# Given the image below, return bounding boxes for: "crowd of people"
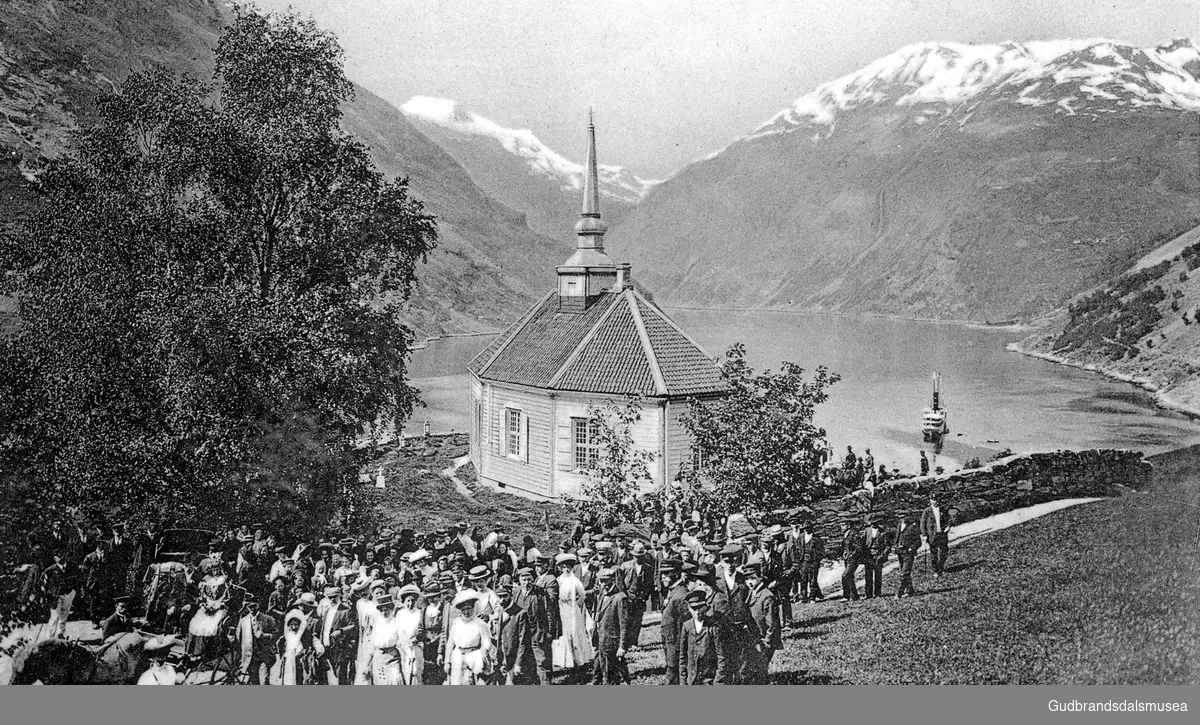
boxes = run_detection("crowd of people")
[4,477,955,685]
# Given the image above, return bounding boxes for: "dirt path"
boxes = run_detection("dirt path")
[440,453,474,498]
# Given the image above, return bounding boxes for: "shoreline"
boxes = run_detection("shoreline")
[1006,341,1200,422]
[421,306,1035,344]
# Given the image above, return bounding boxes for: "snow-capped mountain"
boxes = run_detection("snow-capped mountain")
[607,38,1200,325]
[401,96,657,239]
[748,38,1200,140]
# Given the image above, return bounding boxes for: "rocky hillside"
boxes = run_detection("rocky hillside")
[0,0,563,336]
[607,39,1200,324]
[401,96,656,240]
[1014,220,1200,417]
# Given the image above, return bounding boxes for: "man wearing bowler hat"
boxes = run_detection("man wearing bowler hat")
[894,512,922,598]
[862,512,893,599]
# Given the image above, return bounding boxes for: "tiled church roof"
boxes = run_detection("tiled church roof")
[468,289,728,398]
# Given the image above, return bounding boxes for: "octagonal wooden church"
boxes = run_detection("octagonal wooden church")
[467,117,728,500]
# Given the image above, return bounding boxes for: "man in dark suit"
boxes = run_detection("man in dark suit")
[742,563,780,684]
[496,582,538,685]
[99,595,136,640]
[862,513,893,599]
[658,559,689,685]
[762,529,794,628]
[713,545,751,684]
[591,568,633,685]
[678,589,731,685]
[80,538,112,624]
[840,519,867,602]
[107,523,137,601]
[921,493,952,577]
[894,514,923,598]
[513,566,554,685]
[619,541,653,644]
[793,519,825,603]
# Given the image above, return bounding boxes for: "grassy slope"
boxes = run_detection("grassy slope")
[612,447,1199,685]
[368,433,575,546]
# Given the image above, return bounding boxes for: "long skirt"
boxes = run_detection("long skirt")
[448,648,490,685]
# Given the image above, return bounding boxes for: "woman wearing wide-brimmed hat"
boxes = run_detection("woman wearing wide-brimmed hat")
[393,584,425,684]
[552,553,594,670]
[445,589,494,685]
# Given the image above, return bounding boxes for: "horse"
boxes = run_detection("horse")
[2,624,178,685]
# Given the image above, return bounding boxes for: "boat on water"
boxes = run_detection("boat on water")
[922,372,949,443]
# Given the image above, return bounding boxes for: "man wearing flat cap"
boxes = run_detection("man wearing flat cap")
[659,559,689,685]
[495,582,537,685]
[100,595,136,641]
[742,563,780,684]
[678,589,731,685]
[591,568,632,685]
[513,566,555,684]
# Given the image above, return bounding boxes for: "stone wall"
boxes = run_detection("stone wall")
[803,449,1152,542]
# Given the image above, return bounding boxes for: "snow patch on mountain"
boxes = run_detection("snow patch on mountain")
[748,38,1200,140]
[401,96,658,203]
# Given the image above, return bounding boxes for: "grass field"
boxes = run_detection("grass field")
[368,433,577,547]
[372,437,1198,684]
[570,446,1199,686]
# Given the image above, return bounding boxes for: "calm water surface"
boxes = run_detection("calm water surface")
[403,309,1200,474]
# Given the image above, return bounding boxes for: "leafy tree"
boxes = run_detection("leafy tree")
[681,343,839,516]
[561,398,656,529]
[0,9,436,537]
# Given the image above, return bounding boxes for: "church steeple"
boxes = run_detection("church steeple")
[558,112,621,313]
[575,109,608,241]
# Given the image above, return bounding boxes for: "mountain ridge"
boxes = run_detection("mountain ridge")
[607,37,1200,325]
[0,0,564,337]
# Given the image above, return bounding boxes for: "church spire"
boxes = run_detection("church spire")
[574,109,608,243]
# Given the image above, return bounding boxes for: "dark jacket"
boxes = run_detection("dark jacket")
[99,612,135,640]
[593,587,634,655]
[748,584,781,650]
[41,562,78,598]
[841,529,868,564]
[496,605,536,676]
[513,584,553,645]
[793,533,825,569]
[660,583,691,649]
[921,505,952,540]
[713,568,752,626]
[894,522,922,555]
[863,526,893,564]
[679,613,732,685]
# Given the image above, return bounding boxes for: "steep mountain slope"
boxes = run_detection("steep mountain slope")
[1014,220,1200,417]
[401,96,656,239]
[0,0,563,336]
[607,39,1200,324]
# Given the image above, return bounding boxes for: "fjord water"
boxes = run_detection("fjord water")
[403,309,1200,474]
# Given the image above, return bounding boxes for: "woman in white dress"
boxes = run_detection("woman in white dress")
[370,594,402,685]
[185,558,229,662]
[393,584,425,685]
[353,579,386,684]
[552,554,594,669]
[445,590,494,685]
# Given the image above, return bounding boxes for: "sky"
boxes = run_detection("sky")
[256,0,1199,178]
